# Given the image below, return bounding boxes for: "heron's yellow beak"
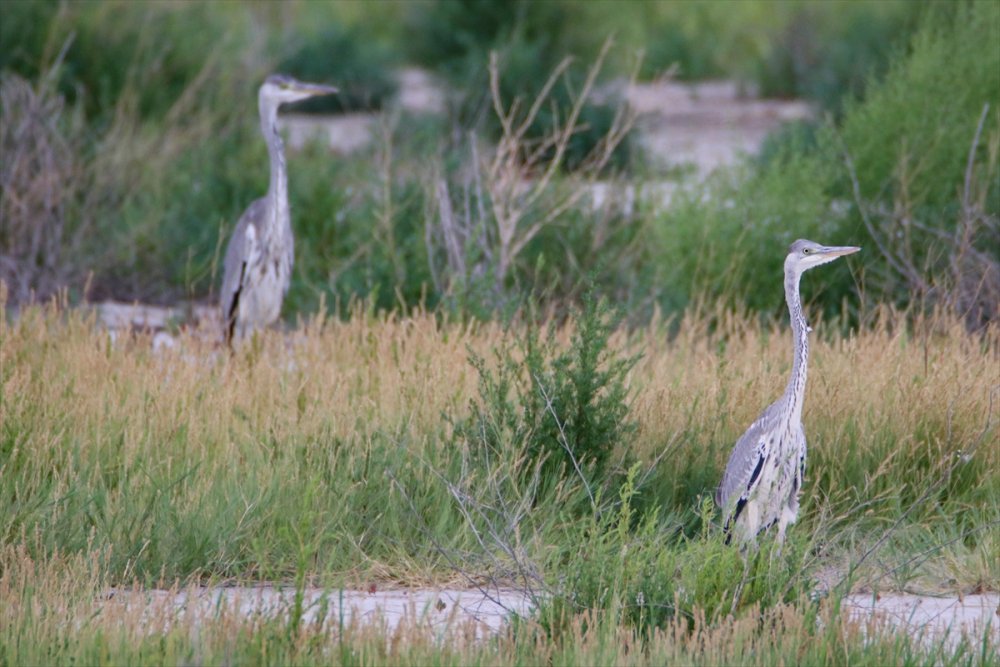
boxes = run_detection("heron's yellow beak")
[294,82,339,97]
[819,245,861,258]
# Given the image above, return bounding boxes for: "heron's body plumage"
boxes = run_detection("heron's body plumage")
[221,198,294,341]
[716,395,807,544]
[220,75,336,345]
[716,239,859,546]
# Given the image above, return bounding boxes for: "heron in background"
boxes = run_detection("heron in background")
[221,74,338,344]
[716,239,860,546]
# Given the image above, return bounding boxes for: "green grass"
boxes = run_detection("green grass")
[1,3,999,658]
[1,301,996,662]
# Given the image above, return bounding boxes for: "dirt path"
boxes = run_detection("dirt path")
[103,585,533,639]
[101,586,997,647]
[844,593,999,648]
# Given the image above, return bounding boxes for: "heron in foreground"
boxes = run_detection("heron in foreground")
[221,74,338,344]
[716,239,860,546]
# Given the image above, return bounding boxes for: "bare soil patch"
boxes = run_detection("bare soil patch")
[100,586,997,646]
[103,586,533,639]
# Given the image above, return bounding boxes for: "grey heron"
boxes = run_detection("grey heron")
[716,239,860,546]
[220,74,338,344]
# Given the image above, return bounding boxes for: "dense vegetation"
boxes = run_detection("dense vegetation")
[2,0,995,326]
[1,1,998,662]
[2,300,997,661]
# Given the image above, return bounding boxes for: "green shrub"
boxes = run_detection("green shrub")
[652,1,999,322]
[0,0,60,82]
[641,22,718,81]
[40,3,251,122]
[277,24,400,114]
[406,0,635,174]
[653,151,839,317]
[837,1,999,210]
[284,134,436,318]
[405,0,571,77]
[636,3,732,81]
[754,2,925,113]
[829,0,1000,321]
[457,296,639,498]
[86,113,263,304]
[519,203,653,317]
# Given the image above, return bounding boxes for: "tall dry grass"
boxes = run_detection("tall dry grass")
[1,300,997,661]
[2,300,995,590]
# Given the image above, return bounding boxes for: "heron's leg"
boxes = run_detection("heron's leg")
[774,503,798,556]
[730,552,753,614]
[743,503,761,544]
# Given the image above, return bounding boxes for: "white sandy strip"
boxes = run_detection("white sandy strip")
[102,586,535,640]
[100,587,997,648]
[844,593,999,648]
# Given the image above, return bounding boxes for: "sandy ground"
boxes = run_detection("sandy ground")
[91,300,221,350]
[627,79,811,177]
[843,593,999,647]
[102,585,534,640]
[98,585,997,647]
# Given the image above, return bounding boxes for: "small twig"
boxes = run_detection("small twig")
[961,103,989,216]
[385,467,524,615]
[872,519,1000,588]
[534,374,597,514]
[835,389,997,592]
[837,134,928,293]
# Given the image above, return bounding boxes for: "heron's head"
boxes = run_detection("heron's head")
[260,74,338,107]
[785,239,860,274]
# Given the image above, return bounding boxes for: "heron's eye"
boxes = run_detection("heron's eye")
[803,248,813,254]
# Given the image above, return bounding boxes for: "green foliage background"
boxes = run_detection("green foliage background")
[0,1,996,321]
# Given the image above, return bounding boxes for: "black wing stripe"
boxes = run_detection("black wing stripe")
[731,496,748,524]
[725,453,765,538]
[746,453,765,494]
[792,453,806,494]
[226,261,246,345]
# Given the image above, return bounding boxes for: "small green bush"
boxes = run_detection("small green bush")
[653,151,839,316]
[50,3,249,121]
[405,0,572,78]
[829,0,1000,321]
[754,3,924,113]
[86,114,263,304]
[285,135,436,318]
[652,0,999,322]
[837,1,1000,211]
[637,3,731,81]
[277,24,400,114]
[458,296,639,497]
[0,0,60,82]
[406,0,635,173]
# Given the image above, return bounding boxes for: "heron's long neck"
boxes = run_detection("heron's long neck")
[783,268,810,423]
[259,97,289,243]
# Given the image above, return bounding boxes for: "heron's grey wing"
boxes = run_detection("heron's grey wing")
[220,198,267,340]
[715,406,778,517]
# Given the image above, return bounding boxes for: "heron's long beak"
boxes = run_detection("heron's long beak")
[818,245,861,258]
[294,82,339,97]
